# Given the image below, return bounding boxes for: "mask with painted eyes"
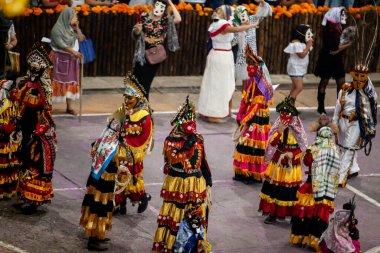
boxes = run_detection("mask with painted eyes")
[153,1,166,17]
[352,71,368,90]
[181,120,197,135]
[124,95,138,110]
[29,65,44,82]
[341,11,347,25]
[305,28,313,42]
[238,11,249,24]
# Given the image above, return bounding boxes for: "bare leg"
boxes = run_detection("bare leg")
[66,98,75,115]
[289,77,303,100]
[229,99,232,117]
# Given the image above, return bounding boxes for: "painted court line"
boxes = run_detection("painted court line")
[346,184,380,208]
[0,241,29,253]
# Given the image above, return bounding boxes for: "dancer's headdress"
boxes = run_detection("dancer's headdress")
[170,95,196,126]
[123,72,147,99]
[26,42,53,69]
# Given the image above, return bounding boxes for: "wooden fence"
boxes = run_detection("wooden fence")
[13,11,380,76]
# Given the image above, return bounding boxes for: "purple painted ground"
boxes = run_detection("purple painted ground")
[0,109,379,253]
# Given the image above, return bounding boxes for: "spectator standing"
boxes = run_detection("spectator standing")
[132,0,181,99]
[50,7,85,115]
[314,7,351,114]
[198,5,258,123]
[284,24,314,101]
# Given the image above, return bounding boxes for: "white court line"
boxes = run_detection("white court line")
[346,184,380,208]
[0,241,29,253]
[359,173,380,177]
[148,204,160,215]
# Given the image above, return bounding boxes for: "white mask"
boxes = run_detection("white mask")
[305,28,313,42]
[238,11,249,24]
[340,11,347,25]
[153,1,166,17]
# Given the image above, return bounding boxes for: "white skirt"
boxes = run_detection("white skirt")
[198,49,235,118]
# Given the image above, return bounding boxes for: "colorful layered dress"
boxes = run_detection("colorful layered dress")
[17,74,57,206]
[233,47,273,182]
[80,87,153,240]
[259,108,308,219]
[0,80,21,199]
[290,125,340,251]
[153,97,212,252]
[153,133,212,252]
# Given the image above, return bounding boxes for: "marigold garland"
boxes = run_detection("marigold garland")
[23,3,379,18]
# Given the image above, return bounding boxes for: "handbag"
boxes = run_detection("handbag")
[145,44,167,65]
[79,38,96,64]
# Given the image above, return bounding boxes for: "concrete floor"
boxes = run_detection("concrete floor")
[0,110,379,253]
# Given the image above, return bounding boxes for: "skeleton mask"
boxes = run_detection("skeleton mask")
[305,28,313,42]
[153,1,166,17]
[341,11,347,25]
[238,10,249,24]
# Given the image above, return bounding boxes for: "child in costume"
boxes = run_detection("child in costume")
[258,96,308,224]
[233,45,273,183]
[153,96,212,252]
[290,114,340,251]
[15,42,57,214]
[284,24,314,101]
[172,202,211,253]
[319,196,360,253]
[80,73,153,251]
[0,80,21,200]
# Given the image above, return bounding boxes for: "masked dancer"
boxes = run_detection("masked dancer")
[153,96,212,252]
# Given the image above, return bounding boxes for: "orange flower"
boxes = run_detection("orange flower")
[204,7,213,12]
[355,13,361,19]
[198,11,204,16]
[45,9,54,14]
[195,3,202,11]
[91,5,103,14]
[185,4,193,11]
[55,4,67,13]
[24,8,33,16]
[82,11,90,16]
[103,7,110,13]
[81,4,90,12]
[33,7,43,16]
[74,6,81,12]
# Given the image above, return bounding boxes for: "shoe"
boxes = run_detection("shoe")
[264,216,276,224]
[347,172,359,179]
[66,108,77,115]
[137,194,151,213]
[120,199,127,215]
[88,237,108,251]
[232,174,244,182]
[317,93,326,114]
[21,204,38,215]
[97,238,111,243]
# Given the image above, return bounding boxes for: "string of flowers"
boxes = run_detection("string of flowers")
[23,3,380,19]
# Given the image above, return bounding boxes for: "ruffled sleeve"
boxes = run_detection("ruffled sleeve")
[284,42,306,54]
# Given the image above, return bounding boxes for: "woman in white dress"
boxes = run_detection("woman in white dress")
[198,5,259,123]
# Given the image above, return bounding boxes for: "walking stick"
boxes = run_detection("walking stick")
[79,57,84,122]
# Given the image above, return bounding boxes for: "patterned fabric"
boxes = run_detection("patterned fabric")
[265,116,308,163]
[311,126,340,200]
[142,12,168,41]
[90,119,121,180]
[319,210,356,253]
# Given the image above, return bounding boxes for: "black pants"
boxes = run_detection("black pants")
[133,61,160,100]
